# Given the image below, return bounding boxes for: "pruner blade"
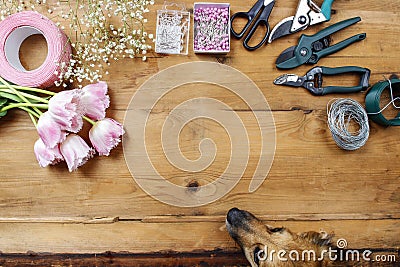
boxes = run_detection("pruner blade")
[268,16,294,43]
[274,74,305,87]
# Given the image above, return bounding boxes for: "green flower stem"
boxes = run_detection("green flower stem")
[18,106,41,119]
[83,116,96,125]
[0,89,49,104]
[0,86,56,96]
[0,77,43,115]
[27,112,38,128]
[0,77,31,104]
[0,103,48,113]
[18,107,40,127]
[19,107,40,128]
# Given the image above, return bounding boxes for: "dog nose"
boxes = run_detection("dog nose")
[227,207,242,226]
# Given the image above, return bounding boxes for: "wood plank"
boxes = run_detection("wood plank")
[0,110,399,219]
[0,220,399,253]
[0,251,398,267]
[0,252,251,267]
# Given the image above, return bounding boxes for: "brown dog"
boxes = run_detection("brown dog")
[226,208,334,267]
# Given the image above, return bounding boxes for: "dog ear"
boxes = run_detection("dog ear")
[299,231,334,247]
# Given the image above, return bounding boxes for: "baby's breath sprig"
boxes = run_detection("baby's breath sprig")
[0,0,155,87]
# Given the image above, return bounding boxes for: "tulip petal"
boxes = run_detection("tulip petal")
[37,112,67,148]
[48,89,84,133]
[34,138,64,167]
[81,81,110,121]
[60,134,95,172]
[89,118,125,156]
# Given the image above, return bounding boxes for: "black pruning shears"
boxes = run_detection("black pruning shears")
[230,0,275,51]
[276,17,366,69]
[269,0,335,43]
[274,66,371,96]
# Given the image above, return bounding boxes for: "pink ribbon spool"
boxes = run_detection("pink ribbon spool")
[0,11,72,88]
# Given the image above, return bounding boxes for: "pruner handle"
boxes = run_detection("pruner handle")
[311,17,361,43]
[319,66,371,95]
[321,66,368,76]
[310,33,366,64]
[321,0,335,20]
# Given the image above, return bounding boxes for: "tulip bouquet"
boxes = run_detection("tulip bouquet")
[0,77,124,171]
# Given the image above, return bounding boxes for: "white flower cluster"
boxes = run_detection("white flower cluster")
[1,0,155,86]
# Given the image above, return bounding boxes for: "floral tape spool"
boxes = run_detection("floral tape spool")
[0,11,72,88]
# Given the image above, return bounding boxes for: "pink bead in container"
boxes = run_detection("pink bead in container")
[193,2,230,54]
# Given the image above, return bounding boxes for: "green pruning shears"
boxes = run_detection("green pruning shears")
[274,66,371,96]
[269,0,335,43]
[275,17,366,69]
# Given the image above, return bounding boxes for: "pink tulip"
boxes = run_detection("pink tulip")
[60,134,95,172]
[89,118,125,156]
[48,89,84,133]
[34,138,64,168]
[81,81,110,120]
[37,111,68,148]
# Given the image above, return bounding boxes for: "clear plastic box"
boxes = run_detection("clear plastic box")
[155,3,190,55]
[193,2,231,54]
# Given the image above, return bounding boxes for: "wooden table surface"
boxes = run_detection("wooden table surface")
[0,0,399,266]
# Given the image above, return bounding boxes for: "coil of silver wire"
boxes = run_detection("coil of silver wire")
[327,98,370,150]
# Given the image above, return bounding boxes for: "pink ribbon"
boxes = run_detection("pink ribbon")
[0,11,72,88]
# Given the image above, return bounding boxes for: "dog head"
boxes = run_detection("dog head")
[226,208,333,267]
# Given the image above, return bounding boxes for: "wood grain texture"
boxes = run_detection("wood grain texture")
[0,0,399,265]
[0,220,399,253]
[0,252,398,267]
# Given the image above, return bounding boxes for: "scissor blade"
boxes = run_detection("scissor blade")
[268,16,294,43]
[264,0,274,5]
[275,45,296,64]
[274,74,304,87]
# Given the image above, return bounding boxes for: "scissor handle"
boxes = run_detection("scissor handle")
[230,12,254,39]
[243,2,274,51]
[230,0,265,38]
[243,19,270,51]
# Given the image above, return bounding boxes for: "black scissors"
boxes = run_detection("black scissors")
[230,0,275,51]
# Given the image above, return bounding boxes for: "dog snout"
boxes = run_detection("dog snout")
[227,207,253,228]
[227,207,241,225]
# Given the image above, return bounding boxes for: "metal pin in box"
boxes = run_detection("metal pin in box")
[155,2,190,55]
[193,2,231,54]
